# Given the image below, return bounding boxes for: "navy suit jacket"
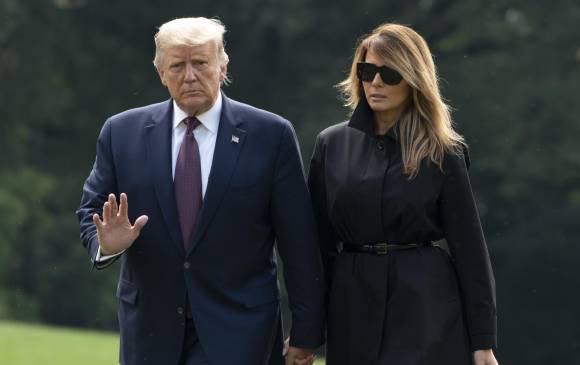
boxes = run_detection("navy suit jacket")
[76,93,325,365]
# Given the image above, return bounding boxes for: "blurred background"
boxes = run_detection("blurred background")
[0,0,579,363]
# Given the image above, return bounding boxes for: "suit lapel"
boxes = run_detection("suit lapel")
[145,100,186,256]
[188,94,247,254]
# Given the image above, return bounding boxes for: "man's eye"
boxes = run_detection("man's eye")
[170,64,183,70]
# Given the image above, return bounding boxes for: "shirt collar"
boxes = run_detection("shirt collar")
[172,91,222,134]
[348,96,398,141]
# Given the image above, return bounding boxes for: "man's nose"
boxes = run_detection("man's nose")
[184,64,197,82]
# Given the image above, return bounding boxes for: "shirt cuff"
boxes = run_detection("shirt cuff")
[95,246,125,262]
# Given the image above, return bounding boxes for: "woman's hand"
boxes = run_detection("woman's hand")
[474,349,499,365]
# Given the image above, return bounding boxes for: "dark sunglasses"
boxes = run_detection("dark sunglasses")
[356,62,403,85]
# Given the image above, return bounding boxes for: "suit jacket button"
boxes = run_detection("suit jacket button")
[377,141,385,151]
[177,307,184,315]
[183,262,191,269]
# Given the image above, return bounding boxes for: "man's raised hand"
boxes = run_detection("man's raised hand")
[92,193,148,255]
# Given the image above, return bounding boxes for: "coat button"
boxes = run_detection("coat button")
[183,262,191,269]
[177,307,184,315]
[377,141,385,151]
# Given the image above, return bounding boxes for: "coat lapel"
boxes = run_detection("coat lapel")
[145,100,186,256]
[188,94,247,254]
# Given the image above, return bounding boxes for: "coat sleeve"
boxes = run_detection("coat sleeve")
[440,150,497,350]
[307,135,339,299]
[75,119,120,269]
[269,120,326,349]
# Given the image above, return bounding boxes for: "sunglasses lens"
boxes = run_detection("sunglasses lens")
[357,62,403,85]
[379,68,403,85]
[357,63,377,82]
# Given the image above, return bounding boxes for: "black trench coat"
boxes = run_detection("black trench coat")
[308,99,497,365]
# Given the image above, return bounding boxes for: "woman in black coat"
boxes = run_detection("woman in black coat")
[308,23,499,365]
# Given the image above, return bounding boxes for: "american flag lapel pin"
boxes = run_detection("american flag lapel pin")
[231,135,240,144]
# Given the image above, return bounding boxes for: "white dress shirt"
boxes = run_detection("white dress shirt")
[171,92,221,196]
[96,93,222,262]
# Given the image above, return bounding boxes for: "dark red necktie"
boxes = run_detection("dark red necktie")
[174,117,202,250]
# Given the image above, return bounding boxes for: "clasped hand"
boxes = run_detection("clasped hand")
[283,338,316,365]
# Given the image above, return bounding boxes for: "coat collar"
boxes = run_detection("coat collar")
[145,99,185,255]
[347,97,398,141]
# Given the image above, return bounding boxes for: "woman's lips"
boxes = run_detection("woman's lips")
[369,94,386,100]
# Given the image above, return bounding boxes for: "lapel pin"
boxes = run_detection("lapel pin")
[231,135,240,144]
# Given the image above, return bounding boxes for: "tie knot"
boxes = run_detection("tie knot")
[184,117,201,134]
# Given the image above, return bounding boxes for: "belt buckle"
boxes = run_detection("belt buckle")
[374,243,388,255]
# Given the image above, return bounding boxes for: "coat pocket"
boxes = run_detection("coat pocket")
[240,280,280,308]
[116,279,138,305]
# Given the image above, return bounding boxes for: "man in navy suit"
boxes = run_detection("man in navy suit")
[76,17,325,365]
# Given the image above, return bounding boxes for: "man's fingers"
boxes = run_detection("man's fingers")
[295,354,315,365]
[294,355,314,365]
[102,201,111,223]
[92,213,103,230]
[109,193,118,216]
[119,192,129,218]
[107,194,116,219]
[132,215,149,232]
[294,357,315,365]
[285,348,315,365]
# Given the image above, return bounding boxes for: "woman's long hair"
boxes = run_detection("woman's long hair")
[338,23,465,178]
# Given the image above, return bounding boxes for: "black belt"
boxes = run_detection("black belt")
[342,241,431,255]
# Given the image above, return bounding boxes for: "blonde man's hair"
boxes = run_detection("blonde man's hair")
[338,23,465,178]
[153,17,230,81]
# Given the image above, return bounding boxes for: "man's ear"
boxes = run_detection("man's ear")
[157,67,167,86]
[219,62,228,82]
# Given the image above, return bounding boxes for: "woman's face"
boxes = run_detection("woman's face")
[362,50,411,119]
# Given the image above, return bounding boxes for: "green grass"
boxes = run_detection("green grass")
[0,320,325,364]
[0,320,119,364]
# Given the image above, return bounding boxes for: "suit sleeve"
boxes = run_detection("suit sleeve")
[440,151,497,350]
[307,135,339,300]
[76,119,120,269]
[270,121,326,349]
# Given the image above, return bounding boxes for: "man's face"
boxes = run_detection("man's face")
[157,42,227,116]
